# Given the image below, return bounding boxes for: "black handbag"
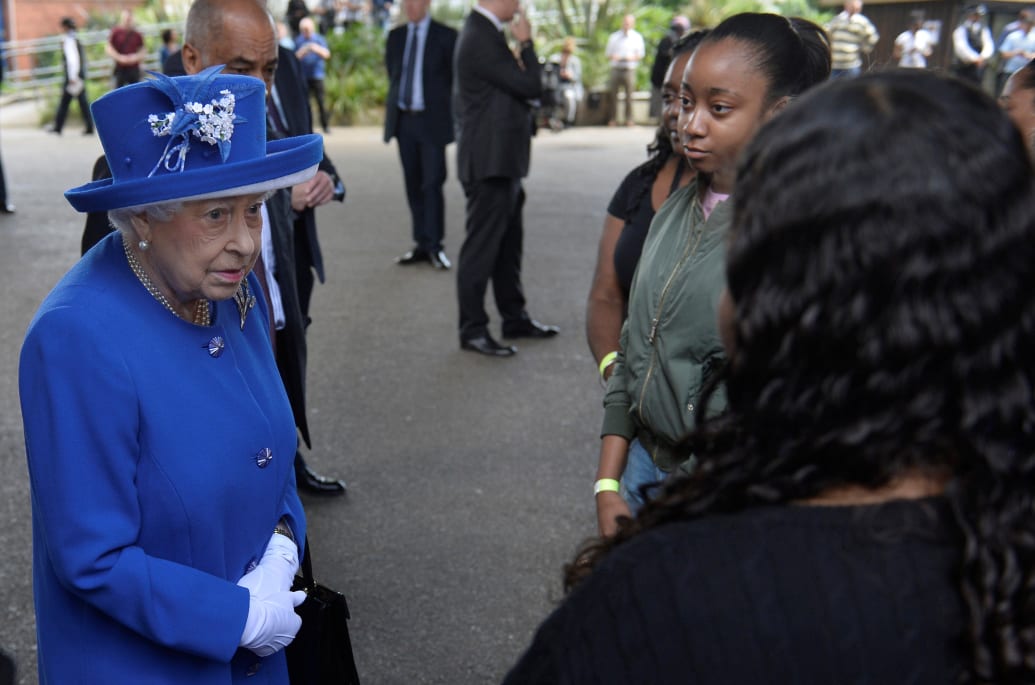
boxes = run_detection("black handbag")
[286,537,361,685]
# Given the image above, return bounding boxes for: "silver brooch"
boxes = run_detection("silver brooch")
[234,280,256,331]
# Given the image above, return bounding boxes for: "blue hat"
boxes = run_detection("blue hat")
[65,67,323,213]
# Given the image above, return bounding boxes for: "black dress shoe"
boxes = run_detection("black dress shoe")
[429,250,451,270]
[295,459,346,496]
[461,334,517,357]
[0,204,14,214]
[396,248,429,265]
[501,319,560,339]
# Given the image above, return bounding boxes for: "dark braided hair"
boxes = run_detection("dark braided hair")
[568,70,1035,683]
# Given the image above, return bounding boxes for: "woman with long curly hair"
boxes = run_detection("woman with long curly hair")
[506,70,1035,683]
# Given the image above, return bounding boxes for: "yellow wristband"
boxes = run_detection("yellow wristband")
[594,478,621,495]
[598,351,618,379]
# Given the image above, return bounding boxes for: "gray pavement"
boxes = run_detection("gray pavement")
[0,116,649,684]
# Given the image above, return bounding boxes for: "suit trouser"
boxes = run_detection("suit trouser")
[457,176,527,339]
[608,66,636,123]
[397,111,447,253]
[307,78,330,131]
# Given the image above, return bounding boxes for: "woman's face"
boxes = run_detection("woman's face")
[679,39,781,193]
[132,193,265,307]
[1000,73,1035,151]
[661,51,693,154]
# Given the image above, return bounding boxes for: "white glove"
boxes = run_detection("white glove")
[237,532,300,599]
[239,589,307,657]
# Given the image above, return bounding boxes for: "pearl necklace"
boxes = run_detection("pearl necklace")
[122,236,211,326]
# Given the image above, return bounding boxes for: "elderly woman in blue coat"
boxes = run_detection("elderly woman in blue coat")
[19,68,324,684]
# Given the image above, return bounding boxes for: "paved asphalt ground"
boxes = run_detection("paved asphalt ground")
[0,109,650,684]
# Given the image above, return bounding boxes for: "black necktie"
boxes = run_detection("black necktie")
[400,25,417,110]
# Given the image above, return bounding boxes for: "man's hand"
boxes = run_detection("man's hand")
[511,10,532,43]
[290,171,336,212]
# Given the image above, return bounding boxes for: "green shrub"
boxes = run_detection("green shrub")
[324,24,389,125]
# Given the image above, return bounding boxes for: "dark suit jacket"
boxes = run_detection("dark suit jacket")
[383,18,457,145]
[453,11,541,184]
[273,45,341,286]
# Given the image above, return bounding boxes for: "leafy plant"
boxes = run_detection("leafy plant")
[324,24,390,125]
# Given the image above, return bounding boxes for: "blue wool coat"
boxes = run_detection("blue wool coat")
[19,233,306,684]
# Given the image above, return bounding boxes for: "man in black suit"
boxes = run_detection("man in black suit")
[184,0,346,494]
[76,0,346,494]
[384,0,457,271]
[453,0,558,357]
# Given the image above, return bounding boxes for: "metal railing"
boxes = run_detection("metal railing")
[1,23,178,97]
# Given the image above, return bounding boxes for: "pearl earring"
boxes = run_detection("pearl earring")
[138,240,150,251]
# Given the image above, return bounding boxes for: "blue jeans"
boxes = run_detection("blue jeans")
[621,438,668,514]
[830,67,861,79]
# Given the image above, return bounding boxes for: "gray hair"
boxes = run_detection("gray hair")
[107,201,184,235]
[107,190,275,235]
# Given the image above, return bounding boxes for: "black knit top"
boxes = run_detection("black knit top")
[504,498,964,684]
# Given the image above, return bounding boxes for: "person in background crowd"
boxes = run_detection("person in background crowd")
[605,14,645,127]
[586,30,706,383]
[648,15,688,119]
[372,0,394,33]
[997,7,1033,48]
[160,28,181,73]
[384,0,457,270]
[827,0,878,78]
[314,0,338,34]
[0,51,13,214]
[336,0,366,30]
[952,4,994,85]
[1000,58,1035,152]
[549,37,583,128]
[51,17,93,136]
[22,69,320,685]
[506,68,1035,685]
[893,11,934,68]
[453,0,559,357]
[999,11,1035,95]
[594,13,831,535]
[286,0,309,36]
[295,17,332,134]
[106,10,146,88]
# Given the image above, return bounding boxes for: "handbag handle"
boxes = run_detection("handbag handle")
[298,536,316,590]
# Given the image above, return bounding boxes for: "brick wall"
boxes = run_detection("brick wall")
[7,0,144,42]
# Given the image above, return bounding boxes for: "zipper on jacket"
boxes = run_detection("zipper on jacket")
[637,198,706,427]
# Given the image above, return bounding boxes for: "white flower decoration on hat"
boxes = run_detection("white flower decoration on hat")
[144,65,261,177]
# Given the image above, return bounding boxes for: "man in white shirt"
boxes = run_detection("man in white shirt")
[999,11,1035,95]
[893,11,934,68]
[952,4,994,85]
[604,14,644,127]
[51,17,93,135]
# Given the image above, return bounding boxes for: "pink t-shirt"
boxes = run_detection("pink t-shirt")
[701,187,729,220]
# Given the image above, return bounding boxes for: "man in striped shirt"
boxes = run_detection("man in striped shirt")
[827,0,879,78]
